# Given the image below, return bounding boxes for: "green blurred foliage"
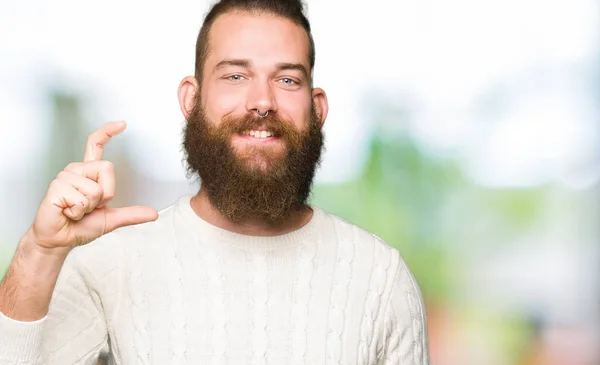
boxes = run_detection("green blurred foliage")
[311,135,463,305]
[312,127,548,308]
[311,128,549,363]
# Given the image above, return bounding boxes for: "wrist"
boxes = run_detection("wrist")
[22,228,71,256]
[17,230,70,276]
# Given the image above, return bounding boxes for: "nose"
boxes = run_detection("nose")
[245,78,277,117]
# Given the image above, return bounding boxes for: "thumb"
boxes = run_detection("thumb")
[104,206,159,233]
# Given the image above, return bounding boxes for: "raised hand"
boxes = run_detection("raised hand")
[29,121,158,252]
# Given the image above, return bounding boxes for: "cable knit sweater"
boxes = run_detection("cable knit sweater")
[0,195,429,365]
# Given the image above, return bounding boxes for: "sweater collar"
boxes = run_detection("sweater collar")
[175,195,325,248]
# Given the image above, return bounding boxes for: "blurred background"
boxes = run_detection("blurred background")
[1,0,599,363]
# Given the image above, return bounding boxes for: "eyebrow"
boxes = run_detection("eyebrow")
[214,58,309,79]
[275,62,309,80]
[214,58,251,70]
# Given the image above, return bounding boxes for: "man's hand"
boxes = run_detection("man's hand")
[28,121,158,253]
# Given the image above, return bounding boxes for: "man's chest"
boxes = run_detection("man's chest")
[108,259,390,364]
[107,233,393,364]
[110,278,387,365]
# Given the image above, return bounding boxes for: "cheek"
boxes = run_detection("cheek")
[277,93,312,130]
[202,82,246,120]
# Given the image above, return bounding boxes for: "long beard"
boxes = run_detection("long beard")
[182,99,324,225]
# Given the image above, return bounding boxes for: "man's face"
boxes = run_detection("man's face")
[182,11,327,224]
[199,11,315,170]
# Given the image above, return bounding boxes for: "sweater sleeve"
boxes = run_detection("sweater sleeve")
[0,251,109,365]
[381,259,430,365]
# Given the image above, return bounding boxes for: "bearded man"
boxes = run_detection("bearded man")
[0,0,430,364]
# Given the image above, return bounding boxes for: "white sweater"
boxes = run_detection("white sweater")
[0,195,429,365]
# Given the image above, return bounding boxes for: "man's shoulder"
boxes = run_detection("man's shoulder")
[319,208,404,267]
[320,209,424,311]
[320,208,393,245]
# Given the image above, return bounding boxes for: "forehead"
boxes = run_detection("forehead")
[206,11,311,71]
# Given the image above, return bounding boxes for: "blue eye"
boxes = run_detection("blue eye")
[280,78,296,85]
[228,74,244,81]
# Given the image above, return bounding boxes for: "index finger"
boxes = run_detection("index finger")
[84,121,127,162]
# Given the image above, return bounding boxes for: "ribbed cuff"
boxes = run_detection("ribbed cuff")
[0,310,46,364]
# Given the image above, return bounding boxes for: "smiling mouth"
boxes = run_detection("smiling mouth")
[239,129,278,139]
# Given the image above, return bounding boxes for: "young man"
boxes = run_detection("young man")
[0,0,429,364]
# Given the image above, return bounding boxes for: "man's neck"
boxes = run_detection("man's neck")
[190,191,313,237]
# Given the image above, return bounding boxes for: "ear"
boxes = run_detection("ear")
[311,87,329,128]
[178,76,199,120]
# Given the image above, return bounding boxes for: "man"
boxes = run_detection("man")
[0,0,430,364]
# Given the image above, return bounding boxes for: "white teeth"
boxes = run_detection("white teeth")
[244,130,273,138]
